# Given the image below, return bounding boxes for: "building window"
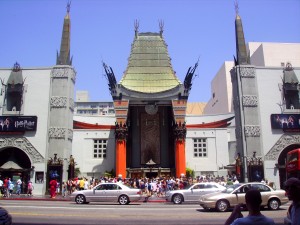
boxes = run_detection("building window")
[193,138,207,157]
[93,139,107,158]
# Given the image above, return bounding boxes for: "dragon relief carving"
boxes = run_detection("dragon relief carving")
[0,137,44,163]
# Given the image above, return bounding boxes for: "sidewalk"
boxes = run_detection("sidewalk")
[0,194,166,203]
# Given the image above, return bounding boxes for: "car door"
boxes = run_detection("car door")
[233,185,249,206]
[202,184,220,195]
[186,184,205,201]
[105,184,121,202]
[93,183,108,202]
[250,183,271,206]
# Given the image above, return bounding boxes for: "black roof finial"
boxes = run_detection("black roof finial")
[234,0,239,15]
[67,0,71,13]
[159,20,164,37]
[134,19,139,38]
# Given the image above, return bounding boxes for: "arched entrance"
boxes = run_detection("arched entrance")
[0,147,32,193]
[278,144,300,188]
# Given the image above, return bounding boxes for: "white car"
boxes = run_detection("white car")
[166,182,226,204]
[70,182,142,205]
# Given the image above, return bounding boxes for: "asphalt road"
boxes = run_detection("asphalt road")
[0,200,289,225]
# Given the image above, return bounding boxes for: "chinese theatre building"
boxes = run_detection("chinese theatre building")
[103,22,198,178]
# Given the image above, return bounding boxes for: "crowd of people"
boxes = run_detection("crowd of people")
[60,173,245,199]
[0,176,33,198]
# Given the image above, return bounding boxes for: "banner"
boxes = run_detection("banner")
[270,114,300,131]
[0,116,37,133]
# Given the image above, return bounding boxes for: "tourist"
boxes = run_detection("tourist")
[16,178,22,195]
[49,178,57,198]
[27,180,33,196]
[284,177,300,225]
[224,189,275,225]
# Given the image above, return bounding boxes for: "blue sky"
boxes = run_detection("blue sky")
[0,0,299,102]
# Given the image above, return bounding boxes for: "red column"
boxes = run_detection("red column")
[116,140,126,178]
[175,139,186,178]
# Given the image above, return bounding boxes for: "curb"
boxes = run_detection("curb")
[0,196,167,203]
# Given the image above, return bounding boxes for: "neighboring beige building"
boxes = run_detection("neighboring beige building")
[204,43,300,115]
[204,61,234,115]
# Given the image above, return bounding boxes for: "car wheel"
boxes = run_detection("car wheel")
[119,195,129,205]
[75,194,86,204]
[216,200,229,212]
[172,194,183,204]
[268,198,280,210]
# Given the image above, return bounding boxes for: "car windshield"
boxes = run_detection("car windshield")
[222,184,241,193]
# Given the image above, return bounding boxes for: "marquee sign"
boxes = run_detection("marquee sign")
[0,116,37,133]
[270,114,300,131]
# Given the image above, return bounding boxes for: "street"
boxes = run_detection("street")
[0,200,289,225]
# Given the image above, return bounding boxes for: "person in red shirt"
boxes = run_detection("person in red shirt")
[49,178,58,198]
[3,178,9,197]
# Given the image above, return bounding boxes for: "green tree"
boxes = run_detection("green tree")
[186,167,195,178]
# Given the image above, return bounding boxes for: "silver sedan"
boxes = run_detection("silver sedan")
[166,182,226,204]
[70,182,142,205]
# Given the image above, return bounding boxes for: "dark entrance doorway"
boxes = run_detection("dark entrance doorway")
[0,147,32,194]
[146,172,158,179]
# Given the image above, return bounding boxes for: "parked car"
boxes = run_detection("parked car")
[199,182,289,212]
[70,182,142,205]
[0,207,12,225]
[165,182,226,204]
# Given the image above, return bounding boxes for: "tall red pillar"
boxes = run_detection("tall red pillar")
[116,140,126,178]
[175,139,186,178]
[115,121,128,178]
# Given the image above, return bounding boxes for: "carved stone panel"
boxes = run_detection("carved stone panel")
[50,96,67,108]
[69,98,74,111]
[265,134,300,160]
[244,125,260,137]
[240,67,256,78]
[0,137,44,163]
[68,129,73,140]
[243,95,258,107]
[51,67,76,82]
[49,127,66,139]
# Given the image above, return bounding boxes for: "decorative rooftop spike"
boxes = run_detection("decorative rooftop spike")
[134,19,139,38]
[159,20,164,37]
[234,2,250,65]
[56,1,72,65]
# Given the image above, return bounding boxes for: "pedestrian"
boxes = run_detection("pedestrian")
[284,177,300,225]
[3,177,9,197]
[8,179,14,196]
[0,178,3,197]
[56,180,60,194]
[62,182,67,197]
[16,178,22,195]
[49,178,57,198]
[224,189,275,225]
[27,180,33,196]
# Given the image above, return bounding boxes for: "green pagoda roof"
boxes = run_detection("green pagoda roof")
[119,32,181,93]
